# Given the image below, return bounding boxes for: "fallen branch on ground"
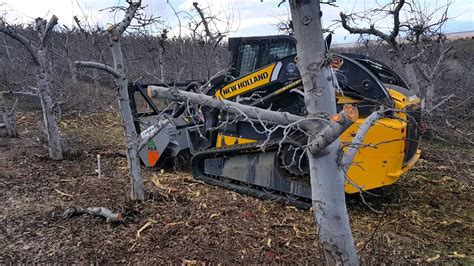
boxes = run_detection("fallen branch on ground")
[54,188,73,197]
[136,219,157,238]
[62,206,123,223]
[129,219,157,251]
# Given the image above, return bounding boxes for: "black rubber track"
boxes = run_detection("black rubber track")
[190,139,312,209]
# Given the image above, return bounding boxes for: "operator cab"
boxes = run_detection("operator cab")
[226,35,412,114]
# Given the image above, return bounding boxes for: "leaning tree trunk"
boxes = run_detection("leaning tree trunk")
[75,1,144,201]
[108,3,144,201]
[36,49,63,160]
[289,1,357,264]
[111,39,144,201]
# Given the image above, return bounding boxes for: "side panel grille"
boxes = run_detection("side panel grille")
[404,105,422,165]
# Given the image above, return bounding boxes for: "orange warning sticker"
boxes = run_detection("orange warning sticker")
[148,150,160,167]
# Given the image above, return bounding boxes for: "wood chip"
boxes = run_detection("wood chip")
[54,188,73,197]
[136,219,157,239]
[426,254,440,262]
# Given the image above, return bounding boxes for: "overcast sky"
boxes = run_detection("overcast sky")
[1,0,473,44]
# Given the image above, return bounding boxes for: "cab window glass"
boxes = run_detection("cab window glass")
[237,44,259,76]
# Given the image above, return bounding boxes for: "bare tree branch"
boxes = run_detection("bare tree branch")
[339,107,385,172]
[38,15,58,46]
[339,12,393,47]
[0,24,39,65]
[147,85,304,125]
[107,0,141,37]
[192,2,216,43]
[310,105,359,153]
[75,61,121,78]
[389,0,405,42]
[62,206,122,223]
[429,46,453,80]
[339,0,406,49]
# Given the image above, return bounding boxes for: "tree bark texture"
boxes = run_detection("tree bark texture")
[0,16,63,159]
[75,1,144,200]
[403,62,420,95]
[340,108,384,172]
[0,96,17,137]
[108,1,144,201]
[2,35,12,62]
[147,85,305,125]
[289,0,358,264]
[36,49,63,160]
[66,56,78,85]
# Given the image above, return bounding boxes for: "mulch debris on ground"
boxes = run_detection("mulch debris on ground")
[0,111,472,264]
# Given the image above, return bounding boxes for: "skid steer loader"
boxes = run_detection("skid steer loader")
[128,35,422,207]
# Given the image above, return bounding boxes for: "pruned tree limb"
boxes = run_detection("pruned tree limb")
[339,107,385,172]
[62,206,123,223]
[75,61,121,78]
[310,105,359,154]
[37,15,58,46]
[147,85,305,126]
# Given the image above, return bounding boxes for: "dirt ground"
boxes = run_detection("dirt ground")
[1,111,472,264]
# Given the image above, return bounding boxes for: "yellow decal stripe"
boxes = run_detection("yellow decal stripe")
[273,79,302,95]
[217,64,276,99]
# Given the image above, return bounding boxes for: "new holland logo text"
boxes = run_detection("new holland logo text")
[221,72,269,96]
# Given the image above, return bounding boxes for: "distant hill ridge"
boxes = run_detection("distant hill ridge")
[332,30,474,48]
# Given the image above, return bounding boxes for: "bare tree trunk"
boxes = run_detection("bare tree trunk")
[93,68,100,88]
[289,1,357,264]
[214,48,221,74]
[417,46,452,111]
[1,15,63,159]
[424,84,434,110]
[158,49,165,83]
[76,1,145,201]
[403,62,420,95]
[2,36,12,63]
[0,96,17,137]
[66,56,78,85]
[111,40,144,201]
[37,49,63,160]
[190,45,195,80]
